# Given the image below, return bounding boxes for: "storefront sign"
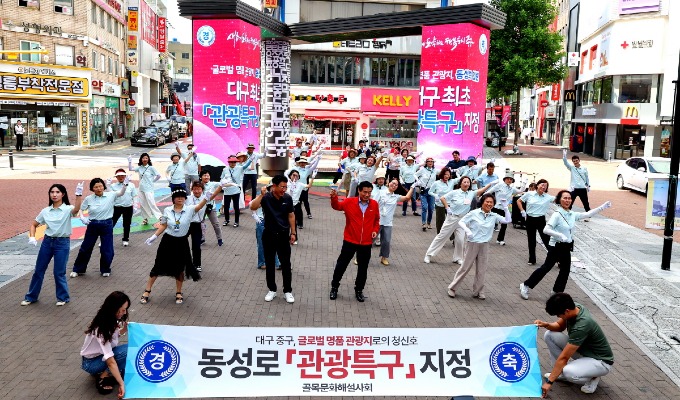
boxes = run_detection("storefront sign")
[621,105,639,125]
[91,96,106,108]
[79,108,90,146]
[0,72,89,99]
[75,55,88,68]
[120,78,130,97]
[646,178,680,230]
[105,96,119,108]
[545,106,557,119]
[291,94,346,104]
[333,40,393,49]
[193,19,261,164]
[128,8,139,32]
[124,323,540,398]
[128,99,136,106]
[564,90,576,102]
[19,22,63,35]
[93,0,125,23]
[127,50,138,67]
[128,35,138,49]
[140,0,158,47]
[620,0,660,15]
[567,52,579,67]
[158,17,167,53]
[540,100,549,107]
[264,0,278,8]
[550,83,560,101]
[362,88,419,113]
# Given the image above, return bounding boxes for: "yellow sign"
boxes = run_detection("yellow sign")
[128,10,138,32]
[80,108,90,146]
[624,106,639,118]
[0,73,89,98]
[264,0,278,7]
[127,35,138,49]
[372,95,412,107]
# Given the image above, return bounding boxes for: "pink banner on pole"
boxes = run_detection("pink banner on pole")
[192,19,261,166]
[418,23,489,164]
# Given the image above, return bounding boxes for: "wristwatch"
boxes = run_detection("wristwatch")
[544,376,554,385]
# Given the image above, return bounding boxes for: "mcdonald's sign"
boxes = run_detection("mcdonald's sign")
[621,106,639,125]
[564,90,576,102]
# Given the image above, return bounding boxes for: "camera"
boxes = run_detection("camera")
[419,187,427,195]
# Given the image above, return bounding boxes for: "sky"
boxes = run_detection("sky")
[166,0,193,44]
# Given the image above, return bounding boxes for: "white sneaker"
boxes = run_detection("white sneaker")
[20,300,32,306]
[195,266,202,272]
[581,377,600,393]
[550,290,557,296]
[520,283,530,300]
[69,272,79,278]
[375,240,381,246]
[101,273,110,277]
[452,259,462,265]
[424,255,431,264]
[447,289,456,298]
[293,240,298,245]
[497,240,505,246]
[122,241,129,247]
[56,301,67,306]
[264,291,277,302]
[284,292,295,303]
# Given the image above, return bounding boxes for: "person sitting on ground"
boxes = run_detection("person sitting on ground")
[536,292,614,396]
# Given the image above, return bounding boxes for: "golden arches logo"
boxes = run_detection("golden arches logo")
[625,106,639,119]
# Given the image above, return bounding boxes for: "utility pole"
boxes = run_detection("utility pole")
[660,51,680,271]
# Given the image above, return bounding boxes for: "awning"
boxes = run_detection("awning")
[363,112,418,119]
[304,110,362,121]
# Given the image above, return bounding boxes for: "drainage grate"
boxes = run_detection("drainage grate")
[31,170,56,174]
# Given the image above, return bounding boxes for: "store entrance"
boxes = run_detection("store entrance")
[330,120,354,149]
[616,125,644,159]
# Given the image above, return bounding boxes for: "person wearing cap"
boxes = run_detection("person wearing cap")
[176,143,201,190]
[483,168,527,245]
[429,168,456,234]
[290,138,306,159]
[399,155,420,216]
[357,139,371,157]
[198,170,223,247]
[70,178,129,278]
[220,154,253,228]
[446,193,512,300]
[166,152,186,193]
[445,150,466,175]
[236,152,250,209]
[287,169,317,237]
[109,169,138,247]
[128,153,162,225]
[377,178,417,266]
[339,149,360,198]
[354,152,386,196]
[249,174,297,304]
[415,157,438,230]
[328,181,380,302]
[243,143,265,199]
[516,179,554,265]
[141,188,217,305]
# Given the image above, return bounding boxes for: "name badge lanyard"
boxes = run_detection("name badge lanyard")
[229,168,241,193]
[575,168,588,187]
[557,210,573,242]
[171,209,184,231]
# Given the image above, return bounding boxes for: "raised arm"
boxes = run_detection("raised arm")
[579,201,611,219]
[475,182,493,197]
[249,186,267,210]
[73,181,85,216]
[115,176,130,197]
[483,181,501,195]
[127,155,134,171]
[497,198,512,224]
[562,149,571,169]
[192,190,217,213]
[307,154,321,172]
[398,185,415,203]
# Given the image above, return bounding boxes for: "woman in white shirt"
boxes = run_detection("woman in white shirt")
[414,157,438,230]
[80,291,130,397]
[287,169,316,243]
[429,168,456,234]
[516,179,555,265]
[141,188,216,304]
[128,153,162,225]
[519,191,611,300]
[377,178,416,266]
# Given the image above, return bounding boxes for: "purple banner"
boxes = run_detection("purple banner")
[619,0,660,15]
[418,23,489,165]
[192,19,261,166]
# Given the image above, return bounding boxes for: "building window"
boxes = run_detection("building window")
[100,9,105,28]
[20,40,41,63]
[54,0,73,14]
[170,52,176,57]
[18,0,40,10]
[108,57,113,74]
[114,21,118,37]
[55,44,74,66]
[107,15,112,33]
[618,75,653,103]
[92,50,98,69]
[298,54,419,87]
[181,52,190,59]
[100,54,105,72]
[91,4,97,24]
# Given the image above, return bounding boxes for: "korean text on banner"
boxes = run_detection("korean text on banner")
[418,24,489,165]
[124,324,541,398]
[192,20,261,166]
[646,177,680,230]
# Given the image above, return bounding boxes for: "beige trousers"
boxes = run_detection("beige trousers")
[425,214,466,262]
[448,241,489,295]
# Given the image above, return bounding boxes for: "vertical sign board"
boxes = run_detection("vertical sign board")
[79,108,90,146]
[418,24,489,164]
[158,17,167,53]
[192,20,261,165]
[261,40,291,174]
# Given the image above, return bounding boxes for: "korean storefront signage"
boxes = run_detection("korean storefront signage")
[262,40,292,171]
[79,108,90,146]
[264,0,278,8]
[333,40,393,49]
[193,19,261,164]
[361,88,419,113]
[550,83,560,101]
[128,35,138,50]
[158,17,167,53]
[127,50,138,67]
[0,67,90,100]
[418,23,489,164]
[128,8,139,32]
[619,0,659,15]
[91,96,106,108]
[93,0,125,23]
[19,22,62,35]
[291,94,346,104]
[124,324,541,398]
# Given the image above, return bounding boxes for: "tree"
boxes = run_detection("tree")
[488,0,567,144]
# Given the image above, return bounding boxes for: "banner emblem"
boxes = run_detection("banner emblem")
[136,340,180,383]
[489,342,530,383]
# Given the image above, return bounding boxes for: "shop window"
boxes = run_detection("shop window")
[592,79,602,104]
[18,0,40,9]
[386,58,397,86]
[91,4,97,24]
[20,41,41,63]
[580,80,594,106]
[55,44,74,66]
[170,52,176,57]
[54,0,73,14]
[300,55,309,83]
[601,76,613,103]
[182,52,190,59]
[618,75,652,103]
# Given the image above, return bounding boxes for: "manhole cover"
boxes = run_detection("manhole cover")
[31,170,56,174]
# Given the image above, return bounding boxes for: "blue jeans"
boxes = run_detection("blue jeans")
[421,192,435,225]
[402,183,417,213]
[73,219,114,274]
[25,236,70,303]
[256,221,279,268]
[81,344,127,376]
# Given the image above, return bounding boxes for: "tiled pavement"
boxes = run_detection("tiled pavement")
[1,186,680,399]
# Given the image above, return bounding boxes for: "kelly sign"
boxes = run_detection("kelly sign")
[124,323,541,398]
[418,23,489,164]
[362,88,419,113]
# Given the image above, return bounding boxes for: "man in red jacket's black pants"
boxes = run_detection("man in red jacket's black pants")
[329,181,381,302]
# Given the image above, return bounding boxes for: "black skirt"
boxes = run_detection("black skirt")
[150,234,201,281]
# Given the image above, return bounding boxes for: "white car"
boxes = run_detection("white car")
[616,157,670,194]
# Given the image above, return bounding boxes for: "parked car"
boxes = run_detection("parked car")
[151,120,179,142]
[616,156,670,194]
[130,126,166,147]
[173,116,188,137]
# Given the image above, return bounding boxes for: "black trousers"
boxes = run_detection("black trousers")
[263,229,292,293]
[0,131,5,147]
[111,206,133,241]
[189,222,202,267]
[570,188,590,212]
[15,134,23,151]
[526,215,551,264]
[294,202,303,229]
[299,189,311,215]
[331,240,372,292]
[332,171,343,184]
[224,193,240,224]
[524,242,572,293]
[491,208,508,241]
[242,174,258,199]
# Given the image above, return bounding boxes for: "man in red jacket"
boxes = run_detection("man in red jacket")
[329,181,381,302]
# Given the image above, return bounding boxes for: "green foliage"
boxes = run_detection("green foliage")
[488,0,567,99]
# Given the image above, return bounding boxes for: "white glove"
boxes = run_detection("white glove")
[413,179,422,188]
[145,234,158,245]
[106,178,113,186]
[587,186,591,192]
[601,200,612,210]
[446,207,454,216]
[563,149,568,157]
[80,215,90,225]
[490,158,496,164]
[521,211,527,219]
[339,167,346,174]
[127,155,132,164]
[28,237,38,246]
[399,178,405,185]
[559,233,569,242]
[312,170,318,178]
[382,151,390,158]
[252,213,262,223]
[352,177,358,184]
[123,175,130,185]
[463,227,473,237]
[75,181,84,196]
[220,178,234,187]
[133,204,140,214]
[498,198,509,208]
[203,191,213,201]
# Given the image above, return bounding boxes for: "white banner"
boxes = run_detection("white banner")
[124,324,542,398]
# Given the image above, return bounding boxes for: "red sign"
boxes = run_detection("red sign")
[106,0,121,13]
[92,80,103,92]
[140,0,158,47]
[361,123,368,129]
[586,126,594,135]
[361,88,419,113]
[158,17,167,53]
[540,100,549,107]
[128,99,136,106]
[551,83,561,101]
